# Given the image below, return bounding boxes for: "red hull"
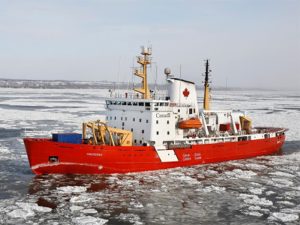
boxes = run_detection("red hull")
[23,134,285,175]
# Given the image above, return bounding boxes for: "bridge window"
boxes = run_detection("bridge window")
[189,108,193,114]
[133,102,138,106]
[146,120,149,123]
[122,102,126,105]
[139,102,144,106]
[114,116,116,120]
[139,119,142,122]
[145,102,150,107]
[142,130,144,134]
[133,118,135,122]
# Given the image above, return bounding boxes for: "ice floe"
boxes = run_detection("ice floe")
[117,213,143,225]
[0,144,10,154]
[7,202,52,219]
[56,186,87,193]
[269,171,295,178]
[269,212,299,222]
[82,208,98,214]
[248,187,264,195]
[70,195,93,204]
[72,216,108,225]
[239,194,273,206]
[225,169,257,179]
[244,210,263,217]
[70,205,84,212]
[201,185,226,193]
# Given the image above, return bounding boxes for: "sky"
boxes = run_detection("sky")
[0,0,299,89]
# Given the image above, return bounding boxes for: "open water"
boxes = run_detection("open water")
[0,88,299,225]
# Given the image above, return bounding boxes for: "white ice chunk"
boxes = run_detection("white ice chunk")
[16,202,52,213]
[129,200,144,208]
[82,208,98,214]
[117,213,143,225]
[270,212,299,222]
[277,201,295,206]
[225,169,257,179]
[201,185,226,193]
[72,216,108,225]
[0,144,10,154]
[70,205,84,212]
[244,211,263,217]
[239,194,273,206]
[70,195,93,204]
[7,208,34,219]
[269,171,295,178]
[248,205,261,211]
[249,188,264,195]
[56,186,87,193]
[245,163,267,170]
[265,191,276,196]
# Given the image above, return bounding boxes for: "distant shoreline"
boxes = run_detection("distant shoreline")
[0,78,286,91]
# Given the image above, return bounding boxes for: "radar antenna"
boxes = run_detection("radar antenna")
[133,46,152,99]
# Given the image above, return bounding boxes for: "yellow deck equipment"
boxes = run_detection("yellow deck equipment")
[82,120,132,146]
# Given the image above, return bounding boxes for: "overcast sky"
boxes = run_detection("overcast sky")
[0,0,299,89]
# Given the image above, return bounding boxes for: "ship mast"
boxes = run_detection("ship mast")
[133,46,152,99]
[203,59,211,110]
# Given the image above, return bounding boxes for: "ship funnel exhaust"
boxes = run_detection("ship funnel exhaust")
[203,59,211,110]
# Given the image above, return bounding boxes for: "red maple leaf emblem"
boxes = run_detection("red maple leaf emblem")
[183,88,190,97]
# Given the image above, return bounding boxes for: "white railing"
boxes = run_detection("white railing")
[110,92,168,101]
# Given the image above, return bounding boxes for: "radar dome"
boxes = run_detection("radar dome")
[164,68,171,76]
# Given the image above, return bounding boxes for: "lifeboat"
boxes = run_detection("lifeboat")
[178,118,202,129]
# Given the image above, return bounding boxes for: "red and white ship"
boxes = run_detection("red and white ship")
[24,47,287,175]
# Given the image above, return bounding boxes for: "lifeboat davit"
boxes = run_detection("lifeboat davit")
[178,118,202,129]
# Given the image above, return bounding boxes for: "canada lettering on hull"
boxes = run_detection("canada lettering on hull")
[23,47,287,175]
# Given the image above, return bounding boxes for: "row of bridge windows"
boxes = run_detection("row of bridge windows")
[107,101,169,107]
[107,116,170,125]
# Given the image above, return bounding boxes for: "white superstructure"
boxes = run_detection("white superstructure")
[104,47,283,150]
